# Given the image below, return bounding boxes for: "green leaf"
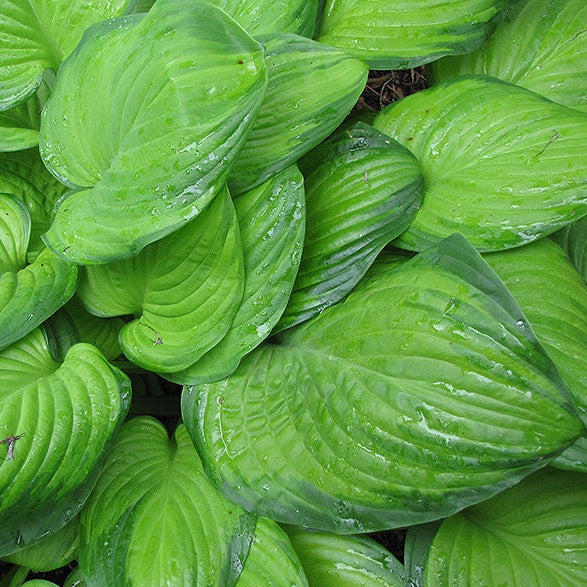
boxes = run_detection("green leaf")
[78,417,257,587]
[183,235,582,533]
[2,517,78,572]
[228,32,367,194]
[553,215,587,283]
[0,101,39,153]
[373,76,587,252]
[0,0,133,110]
[552,436,587,473]
[236,519,309,586]
[207,0,319,37]
[317,0,509,69]
[0,329,131,556]
[40,0,267,264]
[0,194,29,273]
[286,528,406,586]
[167,166,305,385]
[424,468,587,586]
[276,122,423,331]
[77,188,243,373]
[404,522,442,587]
[429,0,587,112]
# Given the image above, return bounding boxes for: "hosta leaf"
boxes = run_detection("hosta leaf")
[286,528,406,586]
[0,329,130,556]
[78,417,257,587]
[0,0,132,110]
[228,33,367,194]
[77,188,243,373]
[317,0,509,69]
[424,468,587,586]
[168,166,304,385]
[207,0,319,37]
[276,122,423,331]
[429,0,587,112]
[373,76,587,252]
[237,519,308,586]
[553,215,587,282]
[0,101,39,152]
[0,149,67,260]
[0,194,29,273]
[40,0,267,264]
[1,516,78,572]
[404,521,442,587]
[184,235,582,533]
[552,437,587,473]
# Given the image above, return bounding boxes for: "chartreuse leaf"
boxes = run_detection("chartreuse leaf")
[228,33,367,194]
[0,101,39,152]
[429,0,587,112]
[553,216,587,282]
[1,517,78,572]
[0,0,133,110]
[0,328,131,557]
[317,0,508,69]
[78,417,257,586]
[77,188,243,373]
[0,149,67,260]
[276,122,423,331]
[167,166,304,385]
[0,195,78,351]
[184,235,582,533]
[485,239,587,471]
[40,0,267,264]
[374,76,587,252]
[236,519,308,586]
[207,0,319,37]
[286,528,406,586]
[424,468,587,586]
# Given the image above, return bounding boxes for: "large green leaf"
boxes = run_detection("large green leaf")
[77,188,244,373]
[0,0,133,110]
[553,215,587,282]
[78,417,257,586]
[228,33,367,194]
[373,76,587,252]
[40,0,267,264]
[317,0,509,69]
[236,519,308,586]
[424,468,587,586]
[167,166,304,385]
[276,122,423,331]
[0,328,130,556]
[429,0,587,112]
[0,194,78,351]
[184,235,582,533]
[207,0,319,37]
[286,528,406,586]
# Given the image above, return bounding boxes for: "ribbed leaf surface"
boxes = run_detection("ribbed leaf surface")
[0,329,130,556]
[424,468,587,586]
[40,0,267,263]
[287,528,406,586]
[0,97,40,152]
[79,418,257,587]
[0,194,29,272]
[184,235,582,533]
[0,0,132,109]
[168,166,304,385]
[78,188,243,373]
[374,76,587,251]
[430,0,587,112]
[276,122,423,331]
[317,0,508,69]
[553,216,587,282]
[228,33,367,194]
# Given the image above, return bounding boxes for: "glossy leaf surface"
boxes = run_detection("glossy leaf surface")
[78,418,257,587]
[78,188,244,373]
[0,329,130,556]
[430,0,587,112]
[276,122,423,331]
[40,0,267,263]
[424,468,587,586]
[228,33,367,194]
[317,0,508,69]
[374,76,587,251]
[553,216,587,282]
[184,235,582,533]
